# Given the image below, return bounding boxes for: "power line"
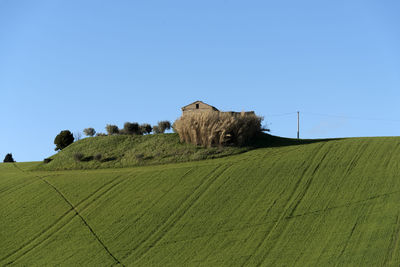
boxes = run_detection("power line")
[267,111,400,138]
[267,111,400,123]
[303,112,400,123]
[267,112,297,117]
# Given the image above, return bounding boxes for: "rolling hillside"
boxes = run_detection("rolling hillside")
[1,136,400,266]
[37,133,249,170]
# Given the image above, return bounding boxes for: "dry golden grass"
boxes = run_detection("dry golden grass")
[173,111,262,147]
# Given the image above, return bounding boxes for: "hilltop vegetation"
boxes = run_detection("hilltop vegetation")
[38,133,250,171]
[2,136,400,265]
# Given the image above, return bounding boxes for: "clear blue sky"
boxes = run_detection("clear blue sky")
[1,0,399,162]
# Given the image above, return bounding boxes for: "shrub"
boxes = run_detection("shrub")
[83,128,96,137]
[96,133,107,137]
[123,122,140,135]
[158,120,171,133]
[106,124,119,135]
[173,112,262,147]
[94,154,102,161]
[140,123,152,134]
[152,125,162,134]
[3,153,15,163]
[73,152,84,162]
[54,130,74,151]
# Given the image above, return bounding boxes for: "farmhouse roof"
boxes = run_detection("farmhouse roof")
[181,100,219,111]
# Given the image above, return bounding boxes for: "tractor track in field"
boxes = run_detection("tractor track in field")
[119,164,222,262]
[288,150,329,218]
[287,189,400,220]
[147,187,400,250]
[179,186,400,242]
[112,167,197,240]
[240,143,327,266]
[132,164,233,263]
[3,168,126,265]
[256,144,329,267]
[2,164,129,266]
[0,176,40,196]
[0,180,37,196]
[334,212,363,267]
[383,213,400,266]
[1,206,74,264]
[121,164,232,264]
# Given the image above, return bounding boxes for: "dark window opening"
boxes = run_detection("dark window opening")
[196,104,199,109]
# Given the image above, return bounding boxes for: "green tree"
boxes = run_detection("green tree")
[83,128,96,137]
[54,130,74,151]
[123,122,140,135]
[106,124,119,135]
[158,120,171,133]
[3,153,15,163]
[140,123,152,134]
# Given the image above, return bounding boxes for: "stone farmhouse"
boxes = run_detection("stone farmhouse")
[181,101,254,116]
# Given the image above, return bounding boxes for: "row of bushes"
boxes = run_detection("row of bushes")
[52,121,172,152]
[173,112,263,147]
[83,121,172,137]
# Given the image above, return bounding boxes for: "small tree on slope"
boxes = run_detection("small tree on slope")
[140,123,152,134]
[3,153,15,163]
[83,128,96,137]
[54,130,74,151]
[157,121,171,133]
[106,124,119,135]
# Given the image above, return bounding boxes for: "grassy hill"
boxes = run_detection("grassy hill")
[37,133,250,170]
[2,136,400,266]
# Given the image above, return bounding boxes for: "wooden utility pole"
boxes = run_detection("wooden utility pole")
[297,111,300,139]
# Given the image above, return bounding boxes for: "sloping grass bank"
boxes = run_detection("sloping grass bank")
[2,136,400,265]
[37,133,249,170]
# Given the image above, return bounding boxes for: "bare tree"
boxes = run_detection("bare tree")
[74,131,82,141]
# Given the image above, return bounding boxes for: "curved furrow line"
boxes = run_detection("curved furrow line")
[3,180,127,265]
[288,149,329,218]
[12,177,124,266]
[334,214,362,267]
[120,164,230,263]
[158,187,400,252]
[0,178,38,196]
[118,165,222,262]
[258,145,330,266]
[383,213,400,266]
[132,164,233,264]
[0,207,74,264]
[287,189,400,221]
[2,165,132,266]
[112,168,196,240]
[2,172,128,264]
[241,143,327,267]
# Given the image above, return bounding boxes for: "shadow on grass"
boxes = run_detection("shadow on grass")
[81,156,94,162]
[249,133,343,149]
[101,157,117,162]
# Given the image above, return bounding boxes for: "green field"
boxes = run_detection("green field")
[1,136,400,266]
